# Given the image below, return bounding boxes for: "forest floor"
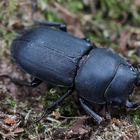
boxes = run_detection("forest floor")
[0,0,140,139]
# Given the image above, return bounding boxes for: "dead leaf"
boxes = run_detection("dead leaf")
[4,117,16,125]
[52,111,61,119]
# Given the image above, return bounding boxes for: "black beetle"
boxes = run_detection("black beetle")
[10,21,140,124]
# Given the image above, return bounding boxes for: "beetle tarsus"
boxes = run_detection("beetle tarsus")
[34,21,67,31]
[79,98,104,124]
[34,89,73,123]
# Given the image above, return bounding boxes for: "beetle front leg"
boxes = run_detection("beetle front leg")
[34,21,67,32]
[79,98,104,124]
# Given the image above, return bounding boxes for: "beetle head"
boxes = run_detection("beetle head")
[105,64,139,108]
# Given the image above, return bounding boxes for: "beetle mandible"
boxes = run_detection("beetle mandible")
[10,21,140,124]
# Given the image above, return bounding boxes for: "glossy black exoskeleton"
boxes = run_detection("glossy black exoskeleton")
[11,21,140,124]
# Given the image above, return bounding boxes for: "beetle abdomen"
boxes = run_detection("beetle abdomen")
[11,26,92,87]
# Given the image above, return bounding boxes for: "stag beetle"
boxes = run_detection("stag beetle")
[10,21,140,124]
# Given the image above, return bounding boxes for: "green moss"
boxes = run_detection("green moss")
[57,0,83,12]
[133,115,140,126]
[6,97,17,109]
[45,11,61,22]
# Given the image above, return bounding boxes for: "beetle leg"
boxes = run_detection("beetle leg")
[14,77,42,87]
[82,38,97,48]
[0,74,42,87]
[29,78,42,87]
[82,38,91,43]
[34,89,73,123]
[125,100,140,109]
[79,98,104,124]
[34,21,67,31]
[10,77,42,87]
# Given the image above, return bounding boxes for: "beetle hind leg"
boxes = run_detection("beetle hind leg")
[0,74,42,87]
[82,38,91,43]
[34,21,67,31]
[10,77,42,87]
[79,98,104,124]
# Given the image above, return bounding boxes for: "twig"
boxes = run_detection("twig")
[53,2,76,19]
[24,110,32,125]
[0,130,16,139]
[46,117,61,124]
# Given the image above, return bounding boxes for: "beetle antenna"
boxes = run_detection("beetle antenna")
[33,89,73,123]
